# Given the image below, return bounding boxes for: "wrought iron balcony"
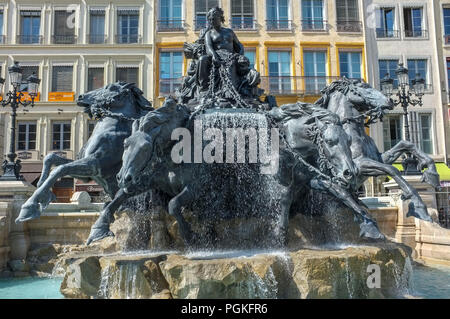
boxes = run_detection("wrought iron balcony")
[336,20,362,33]
[445,35,450,45]
[266,19,292,31]
[301,19,328,32]
[259,76,340,96]
[230,17,256,30]
[375,29,400,39]
[17,35,43,44]
[88,34,108,44]
[159,78,183,95]
[115,34,142,44]
[404,29,428,38]
[157,19,185,32]
[52,35,78,44]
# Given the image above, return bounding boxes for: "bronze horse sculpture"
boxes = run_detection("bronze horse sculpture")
[16,82,153,226]
[113,98,385,245]
[317,78,437,222]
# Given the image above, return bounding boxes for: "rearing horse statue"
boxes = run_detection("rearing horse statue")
[317,78,438,222]
[16,82,153,224]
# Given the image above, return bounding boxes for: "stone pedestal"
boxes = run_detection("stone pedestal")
[0,181,35,265]
[0,202,11,271]
[383,175,437,255]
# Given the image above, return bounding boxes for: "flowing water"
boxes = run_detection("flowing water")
[0,262,449,299]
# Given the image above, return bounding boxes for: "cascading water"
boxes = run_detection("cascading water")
[185,109,287,249]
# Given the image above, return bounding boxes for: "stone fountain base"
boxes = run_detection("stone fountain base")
[58,242,412,299]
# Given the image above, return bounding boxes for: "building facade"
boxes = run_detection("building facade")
[362,0,450,196]
[0,0,153,200]
[153,0,367,107]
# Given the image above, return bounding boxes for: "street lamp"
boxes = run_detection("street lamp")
[0,61,40,181]
[381,63,425,176]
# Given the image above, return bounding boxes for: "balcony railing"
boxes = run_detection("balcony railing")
[230,17,256,30]
[301,19,328,32]
[17,35,43,44]
[445,35,450,44]
[157,19,185,32]
[336,20,362,33]
[259,76,340,96]
[159,78,183,95]
[375,29,400,39]
[266,19,292,31]
[52,35,77,44]
[404,29,428,38]
[115,34,142,44]
[88,34,108,44]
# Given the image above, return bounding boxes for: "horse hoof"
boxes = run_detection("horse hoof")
[359,221,385,240]
[15,203,41,223]
[40,191,57,211]
[86,227,115,246]
[407,202,432,222]
[421,170,441,190]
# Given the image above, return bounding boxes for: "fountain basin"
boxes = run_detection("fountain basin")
[59,242,412,299]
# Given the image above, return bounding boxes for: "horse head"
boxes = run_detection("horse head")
[317,78,393,124]
[117,97,188,192]
[77,82,153,120]
[306,114,359,189]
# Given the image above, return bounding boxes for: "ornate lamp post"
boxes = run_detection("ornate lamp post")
[0,61,40,181]
[380,63,425,175]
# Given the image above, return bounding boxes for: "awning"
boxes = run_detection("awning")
[392,162,450,184]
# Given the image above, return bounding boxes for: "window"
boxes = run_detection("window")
[304,50,327,94]
[52,121,71,151]
[160,51,183,94]
[0,10,4,43]
[268,50,291,93]
[116,67,139,84]
[444,8,450,38]
[339,51,361,80]
[447,59,450,93]
[407,59,427,86]
[244,49,256,69]
[54,10,76,44]
[117,10,139,43]
[267,0,290,30]
[88,121,97,138]
[88,67,104,91]
[383,115,402,151]
[336,0,361,32]
[302,0,324,31]
[231,0,255,29]
[195,0,219,30]
[89,10,105,44]
[159,0,183,31]
[52,66,73,92]
[18,122,37,151]
[20,11,41,44]
[419,114,433,154]
[404,7,424,37]
[379,59,399,88]
[20,65,40,92]
[376,7,396,38]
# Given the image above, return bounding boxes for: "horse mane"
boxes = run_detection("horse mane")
[122,82,154,116]
[271,101,341,125]
[315,77,369,109]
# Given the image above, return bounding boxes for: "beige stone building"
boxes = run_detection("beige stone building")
[0,0,153,200]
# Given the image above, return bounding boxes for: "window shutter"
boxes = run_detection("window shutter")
[52,66,73,92]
